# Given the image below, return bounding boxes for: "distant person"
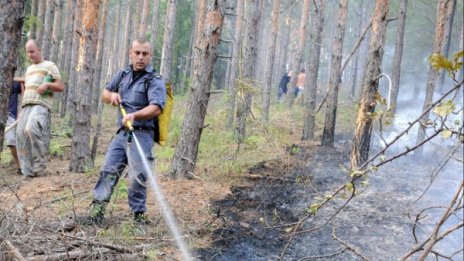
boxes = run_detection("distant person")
[277,70,291,102]
[17,39,64,177]
[4,79,24,174]
[86,37,166,226]
[293,69,306,98]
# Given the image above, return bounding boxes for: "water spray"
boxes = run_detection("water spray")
[119,103,193,260]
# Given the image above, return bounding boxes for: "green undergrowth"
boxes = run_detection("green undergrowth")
[154,92,357,182]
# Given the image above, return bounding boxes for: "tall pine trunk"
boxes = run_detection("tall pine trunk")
[0,0,25,153]
[437,0,456,93]
[41,0,54,59]
[321,0,349,147]
[235,0,261,145]
[69,0,101,172]
[302,0,325,140]
[350,0,390,169]
[287,0,310,106]
[160,0,177,81]
[389,0,408,114]
[262,0,281,122]
[416,0,450,153]
[225,0,243,128]
[170,0,224,179]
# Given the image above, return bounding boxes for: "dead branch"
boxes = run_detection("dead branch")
[298,247,347,260]
[331,226,370,261]
[400,182,463,261]
[28,248,111,261]
[31,190,89,210]
[2,240,26,261]
[360,79,464,170]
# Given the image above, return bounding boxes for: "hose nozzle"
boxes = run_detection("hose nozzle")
[119,103,134,132]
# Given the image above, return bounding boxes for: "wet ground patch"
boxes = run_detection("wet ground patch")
[198,144,463,260]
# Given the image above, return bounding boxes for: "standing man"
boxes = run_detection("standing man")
[277,70,291,102]
[17,40,64,177]
[87,37,166,226]
[5,79,24,174]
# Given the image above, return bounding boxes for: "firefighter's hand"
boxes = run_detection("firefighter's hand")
[110,92,122,106]
[122,113,135,130]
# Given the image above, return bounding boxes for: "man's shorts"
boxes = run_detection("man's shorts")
[5,115,17,147]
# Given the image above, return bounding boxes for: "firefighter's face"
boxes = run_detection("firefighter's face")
[129,41,152,71]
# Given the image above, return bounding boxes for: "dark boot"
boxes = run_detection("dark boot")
[85,200,107,227]
[134,212,150,225]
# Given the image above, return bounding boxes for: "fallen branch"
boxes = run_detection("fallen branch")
[2,240,26,261]
[331,226,370,261]
[28,248,110,261]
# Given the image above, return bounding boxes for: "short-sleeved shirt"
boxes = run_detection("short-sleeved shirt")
[23,60,61,110]
[8,81,22,119]
[106,64,166,129]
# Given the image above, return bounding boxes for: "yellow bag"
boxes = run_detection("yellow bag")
[156,82,173,146]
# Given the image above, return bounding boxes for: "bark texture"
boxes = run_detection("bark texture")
[350,0,390,169]
[262,0,281,122]
[69,0,102,172]
[321,0,349,147]
[302,0,325,141]
[0,0,25,152]
[170,0,224,179]
[416,0,450,152]
[389,0,408,113]
[160,0,177,81]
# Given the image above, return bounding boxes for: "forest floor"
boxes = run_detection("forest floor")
[0,104,463,260]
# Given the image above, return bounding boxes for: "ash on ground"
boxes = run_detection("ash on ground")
[198,143,463,261]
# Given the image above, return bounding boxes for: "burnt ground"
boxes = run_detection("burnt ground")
[198,142,464,261]
[0,130,462,260]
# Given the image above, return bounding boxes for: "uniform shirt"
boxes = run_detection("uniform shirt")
[23,60,61,110]
[106,64,166,129]
[8,81,22,119]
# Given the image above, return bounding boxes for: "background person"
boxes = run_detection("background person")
[4,79,24,174]
[277,70,291,102]
[16,39,64,177]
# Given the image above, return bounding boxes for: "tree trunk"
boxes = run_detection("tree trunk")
[50,0,63,65]
[350,0,390,169]
[41,0,55,60]
[235,0,261,144]
[321,0,349,147]
[149,0,160,52]
[160,0,177,81]
[262,0,281,122]
[389,0,408,114]
[64,0,82,126]
[139,0,150,36]
[302,0,325,141]
[120,0,132,69]
[59,0,74,117]
[0,0,25,153]
[110,0,122,76]
[51,0,63,112]
[36,0,46,44]
[69,0,101,172]
[179,6,196,94]
[437,0,456,93]
[349,1,364,98]
[29,0,38,39]
[225,0,243,128]
[92,0,109,111]
[416,0,450,153]
[287,0,310,106]
[170,0,224,179]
